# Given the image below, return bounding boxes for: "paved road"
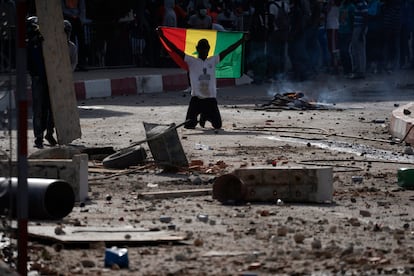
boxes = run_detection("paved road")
[0,69,413,156]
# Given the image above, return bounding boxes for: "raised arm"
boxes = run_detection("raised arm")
[219,34,246,61]
[157,27,185,60]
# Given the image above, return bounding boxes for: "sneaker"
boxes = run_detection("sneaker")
[45,134,57,146]
[34,137,43,149]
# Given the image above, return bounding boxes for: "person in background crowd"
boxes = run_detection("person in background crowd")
[400,0,414,69]
[61,0,87,71]
[247,0,268,84]
[163,0,177,27]
[0,0,15,72]
[318,0,331,73]
[366,0,384,74]
[267,0,290,81]
[188,3,213,29]
[26,16,57,148]
[305,0,321,76]
[349,0,368,79]
[64,20,78,71]
[338,0,355,75]
[288,0,312,81]
[217,3,237,30]
[326,0,341,74]
[382,0,402,73]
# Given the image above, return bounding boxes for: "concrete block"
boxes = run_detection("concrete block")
[213,166,333,204]
[0,154,88,202]
[390,102,414,144]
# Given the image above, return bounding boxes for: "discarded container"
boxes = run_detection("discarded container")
[144,122,188,169]
[213,167,333,204]
[104,247,129,268]
[397,168,414,189]
[0,177,75,220]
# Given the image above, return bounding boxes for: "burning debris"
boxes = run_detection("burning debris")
[257,92,335,110]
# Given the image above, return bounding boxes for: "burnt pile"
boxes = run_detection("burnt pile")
[257,92,331,110]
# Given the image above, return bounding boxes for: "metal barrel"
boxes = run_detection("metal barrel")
[0,177,75,220]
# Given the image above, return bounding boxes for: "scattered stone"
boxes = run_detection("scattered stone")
[404,146,414,155]
[54,225,65,235]
[341,244,354,257]
[247,262,262,270]
[277,226,288,236]
[160,215,172,223]
[189,175,202,185]
[193,238,204,247]
[175,253,187,261]
[52,243,64,252]
[360,210,371,217]
[81,259,95,268]
[293,233,305,243]
[348,217,361,226]
[311,239,322,250]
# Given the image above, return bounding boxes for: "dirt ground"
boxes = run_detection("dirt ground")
[1,73,414,275]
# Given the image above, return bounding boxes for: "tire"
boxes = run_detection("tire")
[102,145,147,169]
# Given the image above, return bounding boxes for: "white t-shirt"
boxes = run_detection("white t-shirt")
[184,54,220,98]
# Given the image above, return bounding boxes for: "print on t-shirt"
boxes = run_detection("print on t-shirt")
[198,67,211,97]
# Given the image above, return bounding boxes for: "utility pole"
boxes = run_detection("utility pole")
[15,0,28,275]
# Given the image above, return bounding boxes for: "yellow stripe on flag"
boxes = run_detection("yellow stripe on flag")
[185,29,217,57]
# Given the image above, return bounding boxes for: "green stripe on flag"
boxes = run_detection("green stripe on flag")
[215,31,244,78]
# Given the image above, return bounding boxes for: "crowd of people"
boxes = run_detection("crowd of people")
[2,0,414,80]
[130,0,414,82]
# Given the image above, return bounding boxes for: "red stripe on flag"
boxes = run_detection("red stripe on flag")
[160,27,189,71]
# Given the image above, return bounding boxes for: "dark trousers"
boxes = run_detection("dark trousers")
[31,76,54,139]
[185,96,222,129]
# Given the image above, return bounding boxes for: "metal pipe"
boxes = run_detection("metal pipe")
[0,177,75,220]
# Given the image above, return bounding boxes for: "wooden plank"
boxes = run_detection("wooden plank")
[138,188,212,199]
[27,226,185,244]
[35,1,81,144]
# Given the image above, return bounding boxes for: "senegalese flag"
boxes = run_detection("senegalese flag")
[159,27,244,78]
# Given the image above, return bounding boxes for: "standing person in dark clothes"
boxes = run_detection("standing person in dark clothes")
[349,0,368,79]
[26,16,57,148]
[61,0,87,71]
[382,0,402,73]
[248,0,268,84]
[338,0,355,75]
[157,28,245,131]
